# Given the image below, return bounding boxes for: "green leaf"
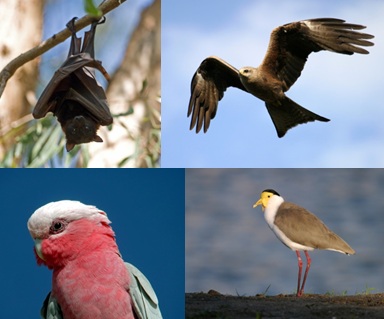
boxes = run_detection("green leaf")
[84,0,102,17]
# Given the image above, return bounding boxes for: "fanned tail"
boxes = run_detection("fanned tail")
[265,96,329,138]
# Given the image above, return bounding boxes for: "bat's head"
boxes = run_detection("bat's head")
[64,115,103,151]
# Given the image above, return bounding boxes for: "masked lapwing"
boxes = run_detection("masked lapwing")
[253,189,355,296]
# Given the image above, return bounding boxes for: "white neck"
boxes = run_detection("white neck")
[264,195,284,228]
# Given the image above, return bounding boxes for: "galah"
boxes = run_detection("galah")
[27,200,162,319]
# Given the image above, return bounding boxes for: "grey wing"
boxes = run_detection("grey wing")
[261,18,374,92]
[40,292,63,319]
[125,262,162,319]
[188,56,247,133]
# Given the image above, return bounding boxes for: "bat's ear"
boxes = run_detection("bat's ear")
[65,135,103,151]
[66,142,75,152]
[94,135,103,143]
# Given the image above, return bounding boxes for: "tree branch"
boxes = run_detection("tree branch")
[0,0,126,99]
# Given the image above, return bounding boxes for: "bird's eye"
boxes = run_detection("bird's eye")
[49,220,66,234]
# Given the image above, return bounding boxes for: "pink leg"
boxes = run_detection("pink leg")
[298,251,311,296]
[295,251,303,296]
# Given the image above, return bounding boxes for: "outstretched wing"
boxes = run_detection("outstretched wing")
[40,292,63,319]
[260,18,374,92]
[188,56,247,133]
[126,262,162,319]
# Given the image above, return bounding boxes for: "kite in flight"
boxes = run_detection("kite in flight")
[188,18,374,137]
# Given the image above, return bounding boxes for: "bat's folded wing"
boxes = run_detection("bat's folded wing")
[33,52,110,119]
[65,68,113,125]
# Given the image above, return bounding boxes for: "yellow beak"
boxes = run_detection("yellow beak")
[253,198,263,209]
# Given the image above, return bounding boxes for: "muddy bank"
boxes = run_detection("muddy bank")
[186,291,384,319]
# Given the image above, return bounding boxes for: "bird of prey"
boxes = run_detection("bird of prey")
[188,18,374,137]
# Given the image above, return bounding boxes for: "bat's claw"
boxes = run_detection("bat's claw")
[66,17,78,33]
[96,16,106,25]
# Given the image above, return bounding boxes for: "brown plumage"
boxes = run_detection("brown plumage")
[254,189,355,297]
[188,18,374,137]
[274,202,355,254]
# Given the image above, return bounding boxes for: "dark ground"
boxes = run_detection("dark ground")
[186,290,384,319]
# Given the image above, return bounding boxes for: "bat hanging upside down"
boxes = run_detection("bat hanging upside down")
[33,17,113,152]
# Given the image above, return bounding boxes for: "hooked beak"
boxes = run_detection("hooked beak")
[34,239,45,261]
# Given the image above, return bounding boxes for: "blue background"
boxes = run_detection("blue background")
[0,169,185,318]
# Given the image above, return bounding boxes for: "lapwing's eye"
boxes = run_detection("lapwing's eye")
[50,220,66,234]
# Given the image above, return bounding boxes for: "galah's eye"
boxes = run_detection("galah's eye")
[49,219,66,234]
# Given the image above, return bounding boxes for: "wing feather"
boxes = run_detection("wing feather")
[274,202,355,254]
[126,262,162,319]
[188,56,247,133]
[40,293,63,319]
[260,18,374,91]
[40,263,162,319]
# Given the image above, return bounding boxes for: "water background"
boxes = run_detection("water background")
[186,169,384,296]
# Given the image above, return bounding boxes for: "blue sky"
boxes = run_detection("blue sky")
[0,169,184,318]
[162,0,384,168]
[40,0,153,90]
